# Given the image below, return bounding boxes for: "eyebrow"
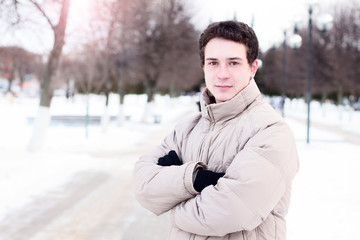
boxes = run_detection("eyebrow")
[205,57,244,61]
[227,57,244,61]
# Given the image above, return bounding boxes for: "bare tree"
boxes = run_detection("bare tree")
[261,47,282,96]
[28,0,71,107]
[24,0,71,151]
[133,0,201,122]
[331,3,360,103]
[157,12,202,96]
[0,46,42,94]
[1,1,71,151]
[111,0,141,126]
[66,42,106,95]
[261,1,360,105]
[65,0,137,129]
[0,47,18,93]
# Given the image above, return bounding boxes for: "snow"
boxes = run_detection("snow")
[285,98,360,135]
[0,93,197,221]
[286,121,360,240]
[1,93,359,239]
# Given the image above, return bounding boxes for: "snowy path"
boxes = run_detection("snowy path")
[0,94,199,240]
[287,114,360,145]
[0,122,173,240]
[285,118,360,240]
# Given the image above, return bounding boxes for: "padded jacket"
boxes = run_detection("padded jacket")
[133,79,299,240]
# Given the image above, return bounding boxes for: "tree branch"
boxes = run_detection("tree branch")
[28,0,55,30]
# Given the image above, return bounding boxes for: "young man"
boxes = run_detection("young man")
[133,21,299,240]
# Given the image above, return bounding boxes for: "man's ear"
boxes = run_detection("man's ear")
[250,59,259,78]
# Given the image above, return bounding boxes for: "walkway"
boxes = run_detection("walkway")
[287,114,360,145]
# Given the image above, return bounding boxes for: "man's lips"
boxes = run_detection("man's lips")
[215,85,232,89]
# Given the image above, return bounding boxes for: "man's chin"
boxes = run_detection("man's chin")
[214,95,231,103]
[213,92,238,103]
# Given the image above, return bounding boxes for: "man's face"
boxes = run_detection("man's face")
[203,38,258,103]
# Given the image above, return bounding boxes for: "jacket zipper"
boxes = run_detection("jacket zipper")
[197,107,215,162]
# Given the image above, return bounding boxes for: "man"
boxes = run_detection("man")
[133,20,299,240]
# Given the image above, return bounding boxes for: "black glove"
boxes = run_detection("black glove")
[193,169,225,192]
[157,150,182,166]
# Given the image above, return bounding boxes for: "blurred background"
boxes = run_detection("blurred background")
[0,0,360,239]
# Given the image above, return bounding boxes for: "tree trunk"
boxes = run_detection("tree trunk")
[102,89,110,133]
[28,0,71,152]
[321,89,328,117]
[142,79,156,123]
[101,105,110,133]
[337,83,343,106]
[117,75,125,126]
[6,66,15,93]
[321,89,327,104]
[146,84,155,103]
[169,80,176,98]
[337,83,344,121]
[27,106,51,152]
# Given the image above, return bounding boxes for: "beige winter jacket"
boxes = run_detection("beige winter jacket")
[133,79,299,240]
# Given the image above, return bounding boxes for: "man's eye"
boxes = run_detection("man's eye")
[209,62,218,66]
[230,61,239,66]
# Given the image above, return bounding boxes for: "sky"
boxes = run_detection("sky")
[0,0,358,54]
[189,0,355,51]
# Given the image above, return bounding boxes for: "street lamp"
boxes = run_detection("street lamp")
[316,13,334,33]
[306,2,315,144]
[306,1,333,144]
[281,30,287,118]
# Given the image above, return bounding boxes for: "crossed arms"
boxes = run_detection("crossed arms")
[133,122,298,237]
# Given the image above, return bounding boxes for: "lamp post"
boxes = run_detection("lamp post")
[306,3,314,144]
[281,30,287,118]
[306,1,333,144]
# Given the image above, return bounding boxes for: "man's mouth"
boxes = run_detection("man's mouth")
[215,85,232,89]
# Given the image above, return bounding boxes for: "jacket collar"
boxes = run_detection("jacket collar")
[200,79,261,123]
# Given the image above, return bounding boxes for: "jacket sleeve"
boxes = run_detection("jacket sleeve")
[133,119,204,216]
[170,120,299,237]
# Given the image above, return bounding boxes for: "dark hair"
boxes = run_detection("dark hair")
[199,20,259,66]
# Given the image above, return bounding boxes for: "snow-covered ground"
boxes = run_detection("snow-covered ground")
[271,98,360,240]
[0,93,197,215]
[286,120,360,240]
[1,93,359,239]
[285,97,360,135]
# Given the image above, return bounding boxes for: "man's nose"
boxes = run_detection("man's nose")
[218,64,230,79]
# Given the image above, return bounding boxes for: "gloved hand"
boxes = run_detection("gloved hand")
[193,169,225,192]
[157,150,182,166]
